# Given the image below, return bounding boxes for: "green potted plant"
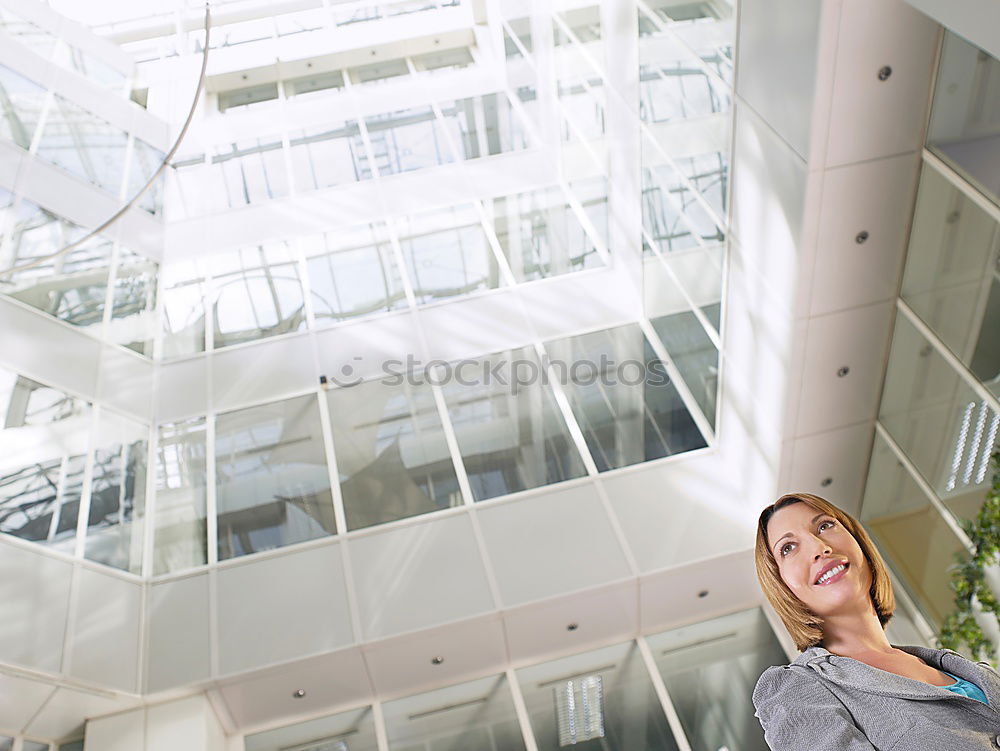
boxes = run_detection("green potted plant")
[939,450,1000,665]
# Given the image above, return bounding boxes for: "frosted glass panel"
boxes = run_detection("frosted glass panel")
[246,705,378,751]
[154,417,207,574]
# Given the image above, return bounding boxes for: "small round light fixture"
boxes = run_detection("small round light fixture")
[567,622,579,631]
[431,656,444,665]
[837,366,850,378]
[698,590,709,599]
[292,689,306,699]
[855,231,869,245]
[820,477,833,488]
[877,66,892,81]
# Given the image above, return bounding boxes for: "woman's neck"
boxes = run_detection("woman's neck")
[820,608,893,657]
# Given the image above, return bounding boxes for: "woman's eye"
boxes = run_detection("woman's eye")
[819,520,835,532]
[780,542,795,556]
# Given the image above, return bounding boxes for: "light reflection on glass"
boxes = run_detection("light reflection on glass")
[215,394,336,560]
[0,366,92,555]
[154,417,208,574]
[327,376,461,530]
[440,346,587,500]
[545,324,707,472]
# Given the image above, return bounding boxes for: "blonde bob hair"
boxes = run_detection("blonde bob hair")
[755,492,895,651]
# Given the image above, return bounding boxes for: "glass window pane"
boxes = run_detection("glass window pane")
[0,366,92,555]
[84,411,148,573]
[289,122,365,190]
[208,244,306,349]
[441,346,588,501]
[108,247,158,356]
[350,59,409,85]
[160,258,208,358]
[215,394,336,561]
[245,705,378,751]
[879,313,999,526]
[0,199,112,334]
[212,136,288,206]
[306,229,408,325]
[153,417,207,575]
[516,641,681,751]
[0,64,47,150]
[651,310,718,429]
[491,183,606,282]
[900,165,1000,395]
[0,736,11,751]
[647,608,784,751]
[23,741,48,751]
[37,95,128,194]
[287,70,344,98]
[0,8,57,57]
[413,47,473,72]
[397,205,504,304]
[327,376,461,530]
[927,32,1000,206]
[545,324,707,472]
[54,45,127,91]
[128,139,166,215]
[217,82,279,112]
[366,107,454,176]
[861,432,970,629]
[383,674,527,751]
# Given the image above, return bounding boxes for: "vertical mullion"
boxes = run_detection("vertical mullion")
[636,636,695,751]
[638,317,715,445]
[505,667,540,751]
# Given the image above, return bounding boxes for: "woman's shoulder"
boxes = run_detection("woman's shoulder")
[752,647,832,709]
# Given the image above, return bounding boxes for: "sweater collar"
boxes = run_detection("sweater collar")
[794,644,1000,709]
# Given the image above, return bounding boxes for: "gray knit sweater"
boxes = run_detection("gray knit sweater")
[753,645,1000,750]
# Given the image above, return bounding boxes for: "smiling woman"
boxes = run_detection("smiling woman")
[752,492,1000,751]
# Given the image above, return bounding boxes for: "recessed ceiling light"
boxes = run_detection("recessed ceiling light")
[292,688,306,698]
[431,656,444,665]
[567,622,579,631]
[698,590,709,598]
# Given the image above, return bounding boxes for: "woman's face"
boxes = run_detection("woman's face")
[765,501,873,619]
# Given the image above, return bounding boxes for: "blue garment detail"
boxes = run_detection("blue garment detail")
[941,671,989,704]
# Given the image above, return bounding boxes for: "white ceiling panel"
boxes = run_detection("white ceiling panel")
[68,568,142,693]
[146,574,212,694]
[216,542,355,676]
[794,301,895,436]
[348,512,496,641]
[503,579,638,666]
[212,333,317,413]
[0,541,73,675]
[823,0,938,168]
[24,686,136,740]
[475,483,633,607]
[217,648,371,732]
[601,457,754,573]
[0,673,54,736]
[363,614,507,700]
[640,549,762,633]
[154,357,209,423]
[810,153,920,316]
[783,421,877,516]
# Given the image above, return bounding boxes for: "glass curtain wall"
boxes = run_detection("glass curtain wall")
[253,610,784,751]
[860,38,1000,630]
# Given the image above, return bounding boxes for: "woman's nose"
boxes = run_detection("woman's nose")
[811,537,832,560]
